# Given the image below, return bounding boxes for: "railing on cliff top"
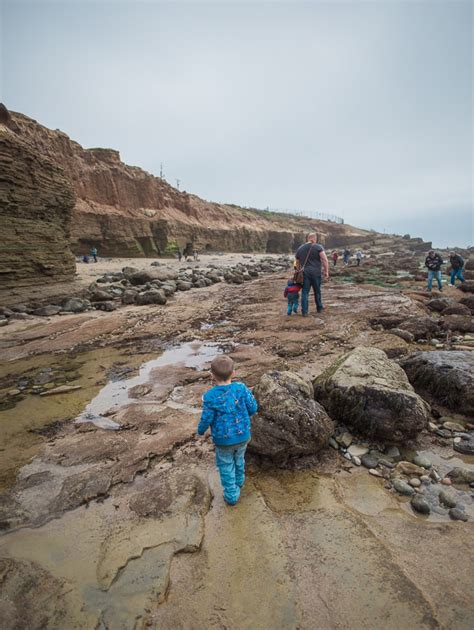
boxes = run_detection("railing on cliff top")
[249,207,344,224]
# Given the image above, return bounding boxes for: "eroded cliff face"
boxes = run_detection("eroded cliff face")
[0,115,76,288]
[10,112,317,257]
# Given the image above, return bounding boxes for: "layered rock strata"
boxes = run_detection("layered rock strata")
[0,112,75,288]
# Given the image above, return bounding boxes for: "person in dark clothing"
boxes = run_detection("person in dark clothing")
[425,250,444,291]
[177,250,182,262]
[90,247,98,263]
[295,233,329,316]
[284,278,301,315]
[448,251,465,287]
[343,249,351,265]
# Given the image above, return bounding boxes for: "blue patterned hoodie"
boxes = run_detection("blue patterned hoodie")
[197,381,258,446]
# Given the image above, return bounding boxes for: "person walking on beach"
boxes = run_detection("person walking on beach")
[343,248,351,265]
[332,251,339,267]
[197,355,257,506]
[295,233,329,316]
[425,250,444,292]
[284,277,302,315]
[90,246,98,263]
[356,250,363,266]
[448,251,465,287]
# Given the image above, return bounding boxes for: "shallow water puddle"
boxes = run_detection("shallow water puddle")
[76,341,221,428]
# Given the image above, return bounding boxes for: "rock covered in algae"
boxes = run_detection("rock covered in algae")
[313,347,428,442]
[400,350,474,416]
[249,371,334,461]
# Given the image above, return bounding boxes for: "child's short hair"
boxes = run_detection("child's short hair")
[211,355,234,381]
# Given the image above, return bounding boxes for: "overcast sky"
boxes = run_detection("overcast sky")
[2,0,473,247]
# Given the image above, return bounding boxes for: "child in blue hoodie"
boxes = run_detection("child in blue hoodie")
[197,355,258,505]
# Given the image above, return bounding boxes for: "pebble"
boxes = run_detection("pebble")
[430,470,441,482]
[443,421,465,432]
[336,432,353,448]
[420,475,431,483]
[328,437,339,450]
[378,458,395,469]
[438,490,457,509]
[409,478,421,488]
[385,446,400,459]
[413,454,432,469]
[453,437,462,444]
[449,508,468,522]
[369,468,383,478]
[361,454,378,469]
[39,384,82,396]
[392,478,415,496]
[396,461,424,476]
[343,452,352,461]
[428,422,438,433]
[347,444,369,458]
[411,494,431,515]
[441,478,452,486]
[352,456,361,466]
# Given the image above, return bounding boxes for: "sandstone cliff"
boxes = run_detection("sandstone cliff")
[11,112,320,257]
[0,110,75,288]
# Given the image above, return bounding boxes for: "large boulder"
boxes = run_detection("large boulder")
[314,347,428,442]
[249,371,334,461]
[136,289,167,305]
[440,314,474,333]
[400,351,474,416]
[459,295,474,314]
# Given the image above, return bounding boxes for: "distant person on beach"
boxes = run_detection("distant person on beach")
[425,250,444,292]
[177,249,182,262]
[343,249,351,265]
[356,250,363,266]
[284,277,302,315]
[193,250,198,261]
[295,233,329,316]
[90,247,98,263]
[448,251,465,287]
[82,254,89,263]
[197,355,258,506]
[332,251,339,267]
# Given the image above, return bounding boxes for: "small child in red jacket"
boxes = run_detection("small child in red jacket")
[284,279,302,315]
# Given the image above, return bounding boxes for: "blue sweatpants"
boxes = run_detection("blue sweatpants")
[215,441,248,505]
[287,295,299,315]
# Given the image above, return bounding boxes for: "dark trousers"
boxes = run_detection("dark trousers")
[302,272,323,313]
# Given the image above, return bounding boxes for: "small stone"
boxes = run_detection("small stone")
[343,452,352,461]
[369,468,383,478]
[352,456,361,466]
[7,388,21,397]
[385,446,400,459]
[396,461,425,476]
[361,454,378,469]
[443,421,465,432]
[409,478,421,488]
[420,475,430,483]
[392,478,415,496]
[441,477,452,486]
[378,458,395,469]
[453,437,462,444]
[430,339,440,346]
[347,444,369,457]
[428,422,438,433]
[438,490,457,508]
[336,432,353,448]
[411,494,431,514]
[328,437,339,450]
[430,469,441,482]
[449,508,468,522]
[412,454,432,469]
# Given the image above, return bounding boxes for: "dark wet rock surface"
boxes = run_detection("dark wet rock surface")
[250,371,334,461]
[401,351,474,416]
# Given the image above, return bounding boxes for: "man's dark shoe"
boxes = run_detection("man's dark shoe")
[302,313,309,317]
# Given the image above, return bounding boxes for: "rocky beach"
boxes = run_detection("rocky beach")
[1,103,474,629]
